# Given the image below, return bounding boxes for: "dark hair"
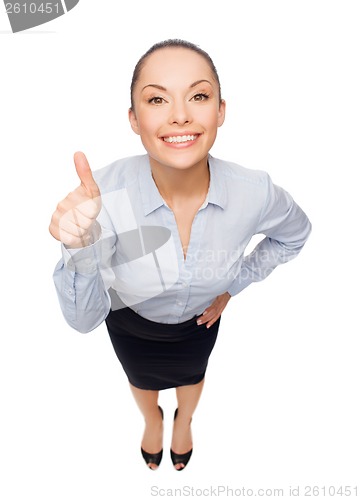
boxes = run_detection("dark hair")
[130,39,222,110]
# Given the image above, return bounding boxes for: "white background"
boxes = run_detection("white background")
[1,1,360,498]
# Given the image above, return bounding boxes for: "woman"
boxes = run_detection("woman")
[50,39,311,471]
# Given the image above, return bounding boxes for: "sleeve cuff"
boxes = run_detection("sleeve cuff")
[61,222,103,274]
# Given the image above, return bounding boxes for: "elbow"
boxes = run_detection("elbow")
[65,311,107,334]
[65,319,97,334]
[75,324,98,334]
[288,216,313,254]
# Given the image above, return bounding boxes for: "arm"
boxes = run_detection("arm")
[227,174,312,296]
[50,152,116,333]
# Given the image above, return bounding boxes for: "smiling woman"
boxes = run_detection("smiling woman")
[50,39,312,472]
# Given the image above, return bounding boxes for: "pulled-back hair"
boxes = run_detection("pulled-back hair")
[130,39,222,110]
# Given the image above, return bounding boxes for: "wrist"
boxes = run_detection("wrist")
[64,221,101,249]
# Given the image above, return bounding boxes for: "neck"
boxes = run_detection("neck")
[150,157,210,208]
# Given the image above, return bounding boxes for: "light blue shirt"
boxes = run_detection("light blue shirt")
[53,154,311,332]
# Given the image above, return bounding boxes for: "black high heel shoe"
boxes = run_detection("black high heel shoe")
[141,405,164,470]
[170,408,193,471]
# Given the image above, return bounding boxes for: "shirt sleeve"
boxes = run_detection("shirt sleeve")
[52,212,117,333]
[227,173,312,297]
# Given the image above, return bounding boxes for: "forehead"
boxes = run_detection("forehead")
[137,47,216,88]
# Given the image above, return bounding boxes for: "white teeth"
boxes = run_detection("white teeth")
[163,135,197,143]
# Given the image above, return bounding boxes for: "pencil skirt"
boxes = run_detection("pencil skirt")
[105,306,221,390]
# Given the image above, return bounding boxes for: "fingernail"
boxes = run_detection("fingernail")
[197,320,202,325]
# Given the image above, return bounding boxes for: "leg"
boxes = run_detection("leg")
[171,378,205,470]
[129,383,163,470]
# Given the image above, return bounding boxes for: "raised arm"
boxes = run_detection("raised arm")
[50,152,115,333]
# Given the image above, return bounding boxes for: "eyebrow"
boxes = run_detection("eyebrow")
[141,79,213,92]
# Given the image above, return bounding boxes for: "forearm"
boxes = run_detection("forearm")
[53,225,116,333]
[227,233,307,296]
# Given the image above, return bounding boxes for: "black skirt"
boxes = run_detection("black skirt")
[105,306,221,390]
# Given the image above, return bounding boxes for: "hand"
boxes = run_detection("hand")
[197,292,231,329]
[49,152,101,248]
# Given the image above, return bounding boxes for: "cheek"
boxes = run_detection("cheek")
[137,110,163,134]
[197,106,221,126]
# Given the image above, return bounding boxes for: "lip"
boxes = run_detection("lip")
[160,132,201,148]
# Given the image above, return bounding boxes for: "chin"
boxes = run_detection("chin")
[150,151,208,171]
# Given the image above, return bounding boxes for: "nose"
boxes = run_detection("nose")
[168,99,192,126]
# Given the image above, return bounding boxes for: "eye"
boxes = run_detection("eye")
[148,96,165,105]
[192,93,210,102]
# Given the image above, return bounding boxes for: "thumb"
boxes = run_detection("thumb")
[74,151,100,197]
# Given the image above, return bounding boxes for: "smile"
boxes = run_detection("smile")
[163,135,198,143]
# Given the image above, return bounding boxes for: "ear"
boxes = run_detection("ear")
[217,99,226,127]
[128,108,140,135]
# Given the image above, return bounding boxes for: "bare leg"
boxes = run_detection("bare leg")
[129,383,163,470]
[171,378,205,470]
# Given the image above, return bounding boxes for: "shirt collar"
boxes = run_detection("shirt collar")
[207,155,227,210]
[138,154,227,216]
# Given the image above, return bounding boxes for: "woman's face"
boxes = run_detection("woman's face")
[129,47,226,172]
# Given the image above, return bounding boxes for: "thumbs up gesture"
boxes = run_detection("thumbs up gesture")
[49,152,102,248]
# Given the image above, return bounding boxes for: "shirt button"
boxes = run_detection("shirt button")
[67,289,73,295]
[177,301,183,306]
[182,282,188,288]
